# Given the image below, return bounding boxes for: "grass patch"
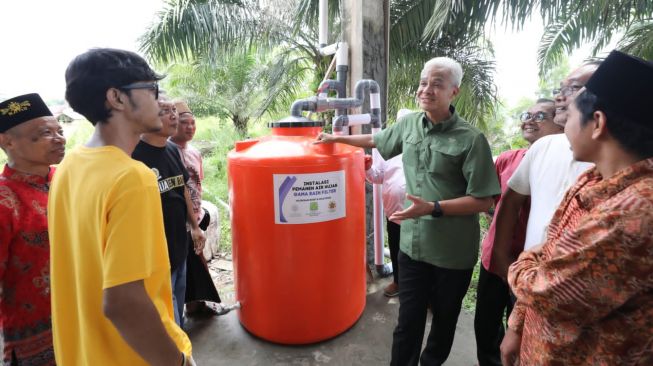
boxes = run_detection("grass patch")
[461,213,490,313]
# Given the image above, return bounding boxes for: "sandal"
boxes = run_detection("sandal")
[202,302,229,316]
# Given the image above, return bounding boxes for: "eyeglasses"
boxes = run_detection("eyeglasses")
[552,85,583,97]
[519,111,551,123]
[118,82,159,100]
[160,106,177,116]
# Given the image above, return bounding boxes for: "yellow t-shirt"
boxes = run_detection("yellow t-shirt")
[48,145,192,365]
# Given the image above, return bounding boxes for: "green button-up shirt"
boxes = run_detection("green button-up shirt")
[373,108,500,269]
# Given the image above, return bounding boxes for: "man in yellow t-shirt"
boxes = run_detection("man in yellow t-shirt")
[48,48,194,365]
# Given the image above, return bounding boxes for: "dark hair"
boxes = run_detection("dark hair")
[64,48,164,125]
[575,89,653,159]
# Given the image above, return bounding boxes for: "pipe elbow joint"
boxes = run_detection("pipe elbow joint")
[290,97,318,117]
[332,115,348,133]
[354,79,381,101]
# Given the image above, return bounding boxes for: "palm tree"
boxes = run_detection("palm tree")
[139,0,260,65]
[163,49,311,136]
[537,1,653,74]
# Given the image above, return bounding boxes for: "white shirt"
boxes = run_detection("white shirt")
[366,154,406,224]
[508,134,593,249]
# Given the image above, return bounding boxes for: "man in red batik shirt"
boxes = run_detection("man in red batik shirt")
[0,93,65,365]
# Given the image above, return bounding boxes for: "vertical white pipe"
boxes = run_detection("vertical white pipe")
[371,127,384,266]
[336,42,348,68]
[319,0,328,46]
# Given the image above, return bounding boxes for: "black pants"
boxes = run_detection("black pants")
[387,219,401,284]
[185,231,221,304]
[391,251,473,366]
[474,265,514,366]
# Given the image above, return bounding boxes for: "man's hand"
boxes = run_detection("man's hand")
[500,327,522,366]
[388,194,433,221]
[103,280,184,365]
[364,154,372,171]
[190,227,206,255]
[313,132,337,144]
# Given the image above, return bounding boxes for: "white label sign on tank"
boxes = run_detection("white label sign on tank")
[273,170,346,224]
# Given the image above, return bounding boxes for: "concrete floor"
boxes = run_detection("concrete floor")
[187,277,477,366]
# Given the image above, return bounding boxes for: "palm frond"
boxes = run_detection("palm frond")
[617,20,653,60]
[139,0,260,64]
[537,14,584,76]
[537,0,653,74]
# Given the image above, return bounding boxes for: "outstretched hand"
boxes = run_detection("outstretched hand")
[313,132,336,144]
[388,194,434,221]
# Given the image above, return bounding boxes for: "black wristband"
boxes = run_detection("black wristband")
[431,201,443,218]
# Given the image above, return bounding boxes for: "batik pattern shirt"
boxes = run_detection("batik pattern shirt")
[507,158,653,365]
[0,165,55,365]
[171,142,204,224]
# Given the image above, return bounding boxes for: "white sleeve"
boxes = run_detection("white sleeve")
[507,146,534,195]
[365,157,386,184]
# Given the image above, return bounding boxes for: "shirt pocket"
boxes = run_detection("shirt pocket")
[402,135,422,168]
[427,143,464,177]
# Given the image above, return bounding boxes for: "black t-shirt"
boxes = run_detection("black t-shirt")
[132,140,190,271]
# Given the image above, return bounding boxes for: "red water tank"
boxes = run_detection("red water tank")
[227,121,366,344]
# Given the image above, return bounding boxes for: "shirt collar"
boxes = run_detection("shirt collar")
[422,105,458,133]
[2,164,53,186]
[576,158,653,210]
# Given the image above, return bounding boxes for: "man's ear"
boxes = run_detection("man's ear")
[106,88,126,111]
[451,86,460,98]
[0,132,16,154]
[592,110,609,140]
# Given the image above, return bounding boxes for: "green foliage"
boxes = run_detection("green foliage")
[617,20,653,59]
[462,213,490,312]
[162,49,311,137]
[63,121,95,150]
[193,115,272,253]
[139,0,258,65]
[537,0,653,75]
[537,58,570,99]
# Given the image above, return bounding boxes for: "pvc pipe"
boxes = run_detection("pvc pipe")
[319,0,328,47]
[370,92,381,109]
[322,98,363,111]
[320,43,338,56]
[372,144,384,266]
[345,114,371,127]
[317,80,340,96]
[336,42,348,68]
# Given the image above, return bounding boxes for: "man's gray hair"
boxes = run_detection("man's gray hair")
[421,57,463,87]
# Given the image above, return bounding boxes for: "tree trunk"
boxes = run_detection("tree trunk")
[232,115,249,137]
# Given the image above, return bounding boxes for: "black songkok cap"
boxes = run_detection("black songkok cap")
[585,50,653,124]
[0,93,53,133]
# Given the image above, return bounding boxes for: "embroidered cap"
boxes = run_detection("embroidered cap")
[585,50,653,124]
[0,93,53,133]
[174,100,193,116]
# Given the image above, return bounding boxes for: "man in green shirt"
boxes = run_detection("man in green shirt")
[316,57,500,365]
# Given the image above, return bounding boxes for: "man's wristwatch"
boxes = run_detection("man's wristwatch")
[431,201,443,218]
